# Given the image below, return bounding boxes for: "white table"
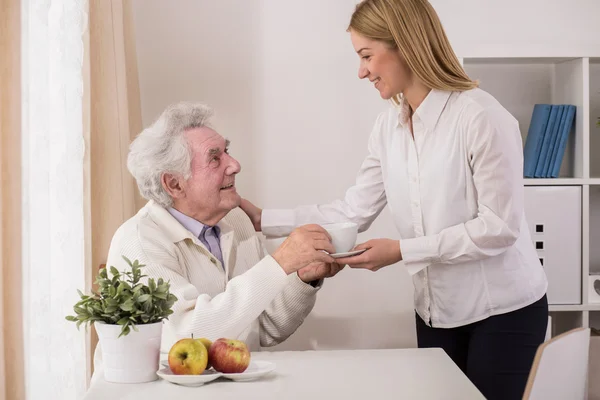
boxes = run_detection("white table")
[84,348,485,400]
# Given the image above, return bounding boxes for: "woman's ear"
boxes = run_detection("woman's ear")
[162,173,185,199]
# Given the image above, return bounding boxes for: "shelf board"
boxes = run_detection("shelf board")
[463,57,580,65]
[549,304,600,312]
[523,178,600,186]
[524,178,586,186]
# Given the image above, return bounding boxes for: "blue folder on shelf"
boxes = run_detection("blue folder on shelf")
[523,104,552,177]
[542,105,568,177]
[548,105,576,178]
[534,105,562,178]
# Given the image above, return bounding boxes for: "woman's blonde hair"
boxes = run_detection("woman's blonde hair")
[348,0,477,99]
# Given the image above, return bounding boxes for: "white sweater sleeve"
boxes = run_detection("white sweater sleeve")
[107,230,292,344]
[257,240,320,347]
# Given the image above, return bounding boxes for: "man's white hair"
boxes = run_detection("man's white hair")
[127,102,214,208]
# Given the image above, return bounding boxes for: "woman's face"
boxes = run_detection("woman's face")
[350,30,413,100]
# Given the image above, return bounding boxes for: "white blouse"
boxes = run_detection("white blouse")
[262,88,548,328]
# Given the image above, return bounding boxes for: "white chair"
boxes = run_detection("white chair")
[523,327,591,400]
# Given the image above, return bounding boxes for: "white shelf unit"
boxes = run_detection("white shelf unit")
[588,57,600,336]
[460,56,600,337]
[590,58,600,178]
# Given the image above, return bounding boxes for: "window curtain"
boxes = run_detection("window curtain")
[0,0,24,399]
[20,0,142,398]
[88,0,144,375]
[21,0,89,398]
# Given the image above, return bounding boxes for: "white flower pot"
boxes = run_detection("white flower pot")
[95,321,163,384]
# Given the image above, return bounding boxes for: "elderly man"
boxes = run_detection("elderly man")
[104,102,341,354]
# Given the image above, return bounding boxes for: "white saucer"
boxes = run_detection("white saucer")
[156,367,222,386]
[220,361,276,382]
[330,249,367,259]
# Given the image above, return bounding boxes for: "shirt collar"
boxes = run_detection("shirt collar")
[167,207,206,238]
[396,89,452,132]
[145,201,228,243]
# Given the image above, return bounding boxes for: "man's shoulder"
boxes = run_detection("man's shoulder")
[109,205,174,258]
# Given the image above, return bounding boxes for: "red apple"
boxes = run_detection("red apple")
[208,338,251,373]
[168,338,208,375]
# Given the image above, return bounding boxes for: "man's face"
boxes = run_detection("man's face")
[174,127,241,223]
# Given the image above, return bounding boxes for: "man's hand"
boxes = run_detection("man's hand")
[240,198,262,232]
[271,224,336,275]
[297,261,345,283]
[334,238,402,272]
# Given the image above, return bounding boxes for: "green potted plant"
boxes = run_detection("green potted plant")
[66,256,177,383]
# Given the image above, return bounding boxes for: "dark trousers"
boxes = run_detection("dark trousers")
[415,294,548,400]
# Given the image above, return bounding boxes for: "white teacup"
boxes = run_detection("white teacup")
[322,222,358,254]
[263,222,358,255]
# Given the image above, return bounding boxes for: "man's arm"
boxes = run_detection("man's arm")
[106,219,334,351]
[107,230,291,346]
[256,241,320,347]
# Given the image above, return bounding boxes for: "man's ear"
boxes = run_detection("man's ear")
[162,173,185,199]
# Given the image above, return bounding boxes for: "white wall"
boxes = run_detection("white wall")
[430,0,600,58]
[130,0,600,351]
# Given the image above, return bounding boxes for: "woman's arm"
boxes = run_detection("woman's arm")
[256,113,389,237]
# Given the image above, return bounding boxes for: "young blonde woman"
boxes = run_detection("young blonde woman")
[241,1,548,398]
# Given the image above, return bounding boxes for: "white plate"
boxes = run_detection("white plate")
[156,367,222,386]
[220,360,276,382]
[330,249,367,259]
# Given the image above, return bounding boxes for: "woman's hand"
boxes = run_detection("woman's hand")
[240,198,262,231]
[335,239,402,272]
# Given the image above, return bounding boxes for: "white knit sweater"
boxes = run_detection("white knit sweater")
[103,200,320,354]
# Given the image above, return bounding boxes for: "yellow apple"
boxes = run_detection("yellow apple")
[197,338,213,369]
[168,338,208,375]
[208,338,250,373]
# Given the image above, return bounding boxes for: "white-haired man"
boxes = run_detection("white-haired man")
[105,102,341,354]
